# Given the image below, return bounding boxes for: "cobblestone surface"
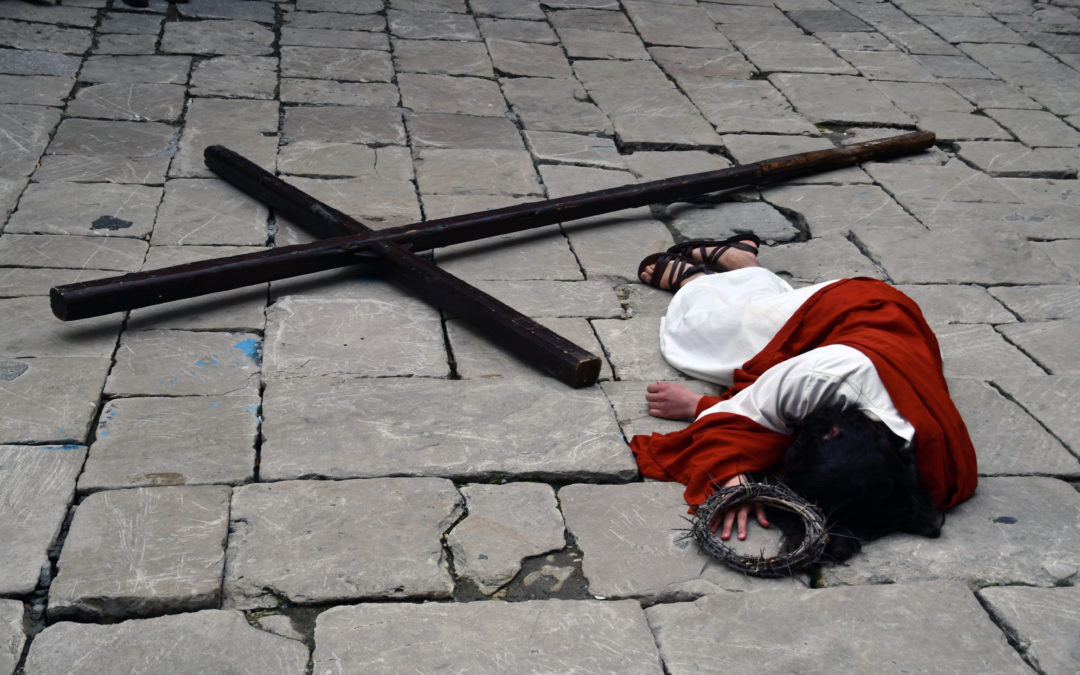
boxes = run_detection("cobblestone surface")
[1,0,1077,672]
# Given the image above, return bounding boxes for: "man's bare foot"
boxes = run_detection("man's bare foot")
[639,258,707,291]
[687,239,760,271]
[645,381,703,420]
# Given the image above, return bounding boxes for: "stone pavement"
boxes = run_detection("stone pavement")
[0,0,1078,671]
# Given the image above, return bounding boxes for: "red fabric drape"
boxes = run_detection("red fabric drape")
[629,278,978,510]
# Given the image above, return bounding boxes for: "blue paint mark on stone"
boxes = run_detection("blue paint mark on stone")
[42,445,86,451]
[209,403,218,408]
[209,357,220,365]
[196,360,206,367]
[245,404,259,417]
[233,338,262,365]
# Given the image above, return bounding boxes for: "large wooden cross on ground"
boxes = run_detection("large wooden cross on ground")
[49,132,935,388]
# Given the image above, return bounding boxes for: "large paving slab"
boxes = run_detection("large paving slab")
[978,586,1080,674]
[312,600,664,674]
[48,485,231,621]
[260,377,636,482]
[994,375,1080,453]
[821,477,1080,587]
[105,330,262,396]
[150,178,269,246]
[0,599,23,675]
[0,297,121,358]
[23,610,308,675]
[0,357,111,444]
[6,182,161,239]
[0,445,85,596]
[224,477,461,608]
[645,582,1030,674]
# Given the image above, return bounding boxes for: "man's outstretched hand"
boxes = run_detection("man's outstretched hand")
[710,474,770,541]
[646,381,702,420]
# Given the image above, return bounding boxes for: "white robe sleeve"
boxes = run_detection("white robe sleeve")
[696,344,916,443]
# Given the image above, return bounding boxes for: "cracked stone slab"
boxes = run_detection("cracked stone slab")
[478,18,558,43]
[0,47,80,77]
[622,149,731,183]
[996,177,1080,206]
[286,10,385,31]
[762,184,921,238]
[841,49,939,82]
[280,78,398,106]
[0,296,121,358]
[0,445,85,596]
[935,324,1044,379]
[872,80,980,113]
[128,246,268,332]
[415,148,542,196]
[679,79,818,135]
[593,316,687,382]
[263,291,446,381]
[406,112,523,150]
[151,179,269,246]
[393,38,493,77]
[947,378,1078,476]
[901,199,1080,240]
[0,73,73,106]
[176,0,276,22]
[664,201,799,243]
[560,27,649,60]
[721,134,869,184]
[957,141,1080,178]
[281,25,388,50]
[48,485,231,621]
[729,26,858,74]
[435,226,583,282]
[501,77,612,134]
[649,45,755,81]
[0,268,114,298]
[770,73,913,125]
[105,330,261,396]
[821,477,1080,587]
[523,130,623,168]
[646,582,1030,674]
[0,599,23,675]
[97,34,157,56]
[978,586,1080,673]
[32,154,170,184]
[0,104,60,178]
[48,118,176,158]
[487,38,572,77]
[893,284,1014,326]
[224,478,462,608]
[0,357,111,444]
[80,395,259,493]
[66,83,186,122]
[756,237,882,286]
[602,379,721,441]
[6,181,161,238]
[162,19,274,56]
[278,141,412,180]
[387,9,480,40]
[560,483,802,601]
[447,482,565,594]
[260,377,636,482]
[997,321,1079,375]
[624,1,731,48]
[1033,239,1080,280]
[279,175,420,226]
[983,108,1080,148]
[399,73,506,116]
[563,208,676,281]
[990,285,1080,322]
[24,610,308,674]
[0,20,91,54]
[0,234,148,272]
[466,278,624,318]
[312,600,664,673]
[282,105,404,145]
[190,56,277,99]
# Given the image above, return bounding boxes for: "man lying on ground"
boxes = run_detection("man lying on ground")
[631,234,977,561]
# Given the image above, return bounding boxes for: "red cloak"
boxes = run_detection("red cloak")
[629,278,977,510]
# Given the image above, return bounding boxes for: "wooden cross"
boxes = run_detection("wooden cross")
[50,132,935,388]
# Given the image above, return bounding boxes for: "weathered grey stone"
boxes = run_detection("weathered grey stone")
[679,79,819,135]
[177,0,276,22]
[935,323,1045,379]
[392,38,493,77]
[722,134,870,184]
[66,82,185,122]
[864,158,1018,204]
[622,149,731,182]
[601,379,720,440]
[415,147,541,196]
[920,14,1026,43]
[281,26,388,49]
[624,1,730,48]
[151,179,269,246]
[727,25,857,74]
[649,45,755,81]
[872,80,978,113]
[912,54,995,79]
[0,175,21,222]
[7,182,160,238]
[565,208,677,280]
[447,483,565,594]
[478,17,557,44]
[0,599,23,675]
[0,267,114,298]
[817,30,899,52]
[997,321,1079,375]
[665,201,799,243]
[948,378,1078,476]
[856,227,1064,285]
[0,74,73,106]
[524,130,623,168]
[487,38,571,77]
[49,485,231,621]
[173,126,278,179]
[763,184,921,238]
[984,108,1080,148]
[283,106,404,146]
[24,610,308,674]
[841,49,939,82]
[253,614,305,642]
[770,73,913,125]
[894,284,1014,326]
[129,246,269,331]
[99,12,162,34]
[902,198,1080,239]
[757,237,882,285]
[280,78,398,106]
[48,118,176,158]
[822,477,1080,587]
[105,330,261,396]
[278,141,411,181]
[979,586,1080,674]
[79,55,191,84]
[592,316,686,382]
[224,478,462,607]
[0,445,85,595]
[279,175,420,226]
[943,77,1041,109]
[467,278,624,318]
[958,141,1080,177]
[313,600,663,673]
[260,377,636,482]
[162,19,274,56]
[0,20,91,54]
[646,582,1031,674]
[0,233,147,271]
[95,34,158,55]
[0,47,79,77]
[190,56,277,99]
[560,27,648,59]
[280,45,392,82]
[1032,239,1080,280]
[989,285,1080,321]
[560,483,799,600]
[473,0,545,19]
[437,226,583,282]
[406,112,522,150]
[399,73,506,116]
[387,9,480,40]
[0,104,59,178]
[913,111,1013,142]
[285,10,385,31]
[0,357,111,444]
[80,395,259,492]
[263,291,446,380]
[32,154,170,184]
[549,7,633,32]
[0,296,121,358]
[996,177,1080,206]
[501,77,612,134]
[788,8,873,32]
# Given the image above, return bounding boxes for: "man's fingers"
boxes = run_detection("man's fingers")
[755,503,770,528]
[736,505,749,540]
[720,510,736,540]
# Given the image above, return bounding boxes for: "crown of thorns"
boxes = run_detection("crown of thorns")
[688,480,829,578]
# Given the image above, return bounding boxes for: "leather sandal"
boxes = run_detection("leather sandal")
[637,252,711,291]
[666,233,761,271]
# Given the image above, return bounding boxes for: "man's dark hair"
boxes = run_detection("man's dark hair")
[781,407,944,562]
